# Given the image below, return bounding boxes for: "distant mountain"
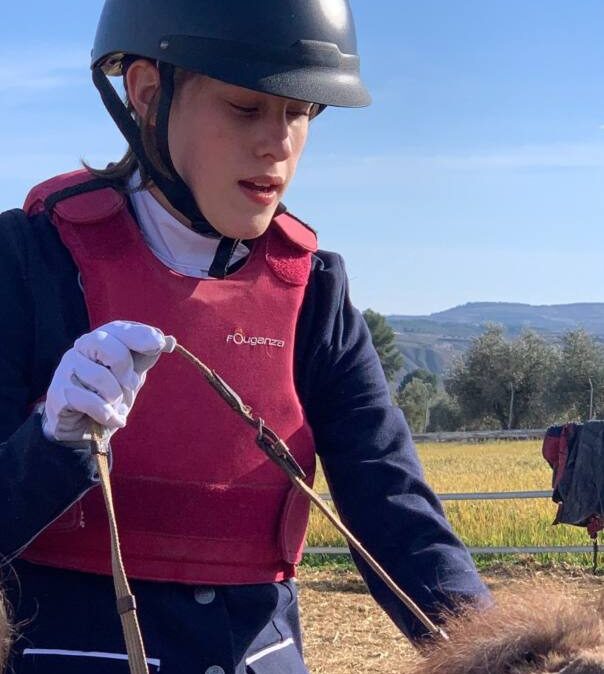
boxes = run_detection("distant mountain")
[387,302,604,379]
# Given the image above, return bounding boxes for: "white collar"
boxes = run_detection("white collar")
[127,172,249,278]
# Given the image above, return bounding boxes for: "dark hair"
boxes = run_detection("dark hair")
[85,64,193,190]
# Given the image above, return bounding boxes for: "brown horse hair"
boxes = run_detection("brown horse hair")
[0,592,12,673]
[410,583,604,674]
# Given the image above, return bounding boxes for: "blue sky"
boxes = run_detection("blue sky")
[2,1,603,314]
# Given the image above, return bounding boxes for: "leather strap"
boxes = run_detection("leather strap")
[89,342,447,674]
[91,425,150,674]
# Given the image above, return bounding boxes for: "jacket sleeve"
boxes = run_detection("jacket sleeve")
[0,210,98,560]
[295,251,489,641]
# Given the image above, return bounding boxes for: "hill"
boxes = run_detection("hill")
[387,302,604,378]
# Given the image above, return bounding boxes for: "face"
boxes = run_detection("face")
[161,73,312,239]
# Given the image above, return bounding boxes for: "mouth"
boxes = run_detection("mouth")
[238,176,284,206]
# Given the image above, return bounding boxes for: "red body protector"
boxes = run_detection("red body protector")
[21,170,318,584]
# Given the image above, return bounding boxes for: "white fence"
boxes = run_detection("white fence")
[412,429,547,443]
[305,490,594,556]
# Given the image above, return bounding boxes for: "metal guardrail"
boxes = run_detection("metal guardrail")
[305,545,594,555]
[412,429,547,443]
[305,490,593,557]
[438,490,551,501]
[316,491,552,502]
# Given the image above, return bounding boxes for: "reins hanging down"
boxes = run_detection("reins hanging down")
[91,338,448,674]
[91,426,151,674]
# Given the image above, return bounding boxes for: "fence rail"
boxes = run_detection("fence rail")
[305,489,593,557]
[305,545,594,555]
[412,429,547,443]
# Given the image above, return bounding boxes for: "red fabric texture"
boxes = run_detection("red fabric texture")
[542,424,574,490]
[22,170,317,584]
[587,515,604,538]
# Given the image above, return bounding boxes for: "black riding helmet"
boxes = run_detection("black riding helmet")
[91,0,371,274]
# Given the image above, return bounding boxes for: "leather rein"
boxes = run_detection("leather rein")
[90,339,447,674]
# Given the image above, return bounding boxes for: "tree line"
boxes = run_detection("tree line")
[363,310,604,433]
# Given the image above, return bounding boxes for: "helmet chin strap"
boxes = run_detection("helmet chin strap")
[154,62,219,240]
[92,65,239,278]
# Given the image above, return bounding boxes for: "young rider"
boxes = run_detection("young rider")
[0,1,489,672]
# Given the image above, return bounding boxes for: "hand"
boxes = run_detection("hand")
[42,321,175,444]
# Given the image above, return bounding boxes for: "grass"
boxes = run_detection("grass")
[304,440,597,569]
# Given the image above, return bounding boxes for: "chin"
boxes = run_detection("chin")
[217,213,273,240]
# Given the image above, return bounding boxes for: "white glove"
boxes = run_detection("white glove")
[42,321,176,444]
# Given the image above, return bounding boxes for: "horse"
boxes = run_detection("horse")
[0,592,10,673]
[409,582,604,674]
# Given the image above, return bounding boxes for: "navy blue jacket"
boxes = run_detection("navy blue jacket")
[0,200,488,673]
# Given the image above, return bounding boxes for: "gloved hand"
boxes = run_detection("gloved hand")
[42,321,176,444]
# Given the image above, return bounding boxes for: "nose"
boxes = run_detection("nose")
[254,114,294,162]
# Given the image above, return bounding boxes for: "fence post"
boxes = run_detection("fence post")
[589,377,594,420]
[508,383,515,430]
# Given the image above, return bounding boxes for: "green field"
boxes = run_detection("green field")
[306,440,595,566]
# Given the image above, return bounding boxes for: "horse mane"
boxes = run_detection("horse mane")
[0,592,11,673]
[410,582,604,674]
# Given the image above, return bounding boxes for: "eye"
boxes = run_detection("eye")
[229,102,259,116]
[287,107,312,119]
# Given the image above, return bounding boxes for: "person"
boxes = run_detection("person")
[0,1,489,672]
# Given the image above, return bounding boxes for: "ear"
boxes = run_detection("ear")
[125,59,161,121]
[557,650,604,673]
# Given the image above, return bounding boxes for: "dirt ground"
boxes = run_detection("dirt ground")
[297,563,603,674]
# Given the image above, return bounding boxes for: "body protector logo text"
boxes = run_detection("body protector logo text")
[226,331,285,349]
